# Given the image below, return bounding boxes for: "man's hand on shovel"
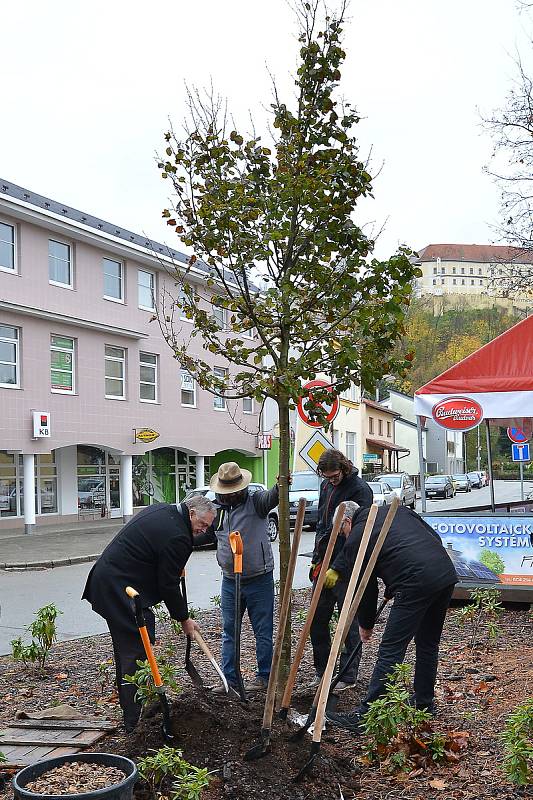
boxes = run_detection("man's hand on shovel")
[181,618,200,637]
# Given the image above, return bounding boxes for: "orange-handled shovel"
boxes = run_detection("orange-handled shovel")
[229,531,247,702]
[125,586,174,741]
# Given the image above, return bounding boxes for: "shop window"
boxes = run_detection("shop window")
[51,335,75,393]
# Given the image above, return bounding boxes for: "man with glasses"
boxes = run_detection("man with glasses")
[82,495,216,731]
[309,449,373,691]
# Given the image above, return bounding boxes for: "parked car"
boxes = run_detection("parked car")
[367,481,395,507]
[467,471,483,489]
[424,475,455,499]
[374,472,416,508]
[289,470,321,529]
[452,473,472,492]
[183,483,279,543]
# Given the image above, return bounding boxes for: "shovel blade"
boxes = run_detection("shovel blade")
[292,742,320,782]
[243,728,271,761]
[185,661,205,688]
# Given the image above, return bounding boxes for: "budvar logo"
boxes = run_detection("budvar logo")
[431,396,483,431]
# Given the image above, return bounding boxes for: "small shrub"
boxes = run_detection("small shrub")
[0,750,6,764]
[124,659,180,706]
[210,595,221,608]
[137,746,211,800]
[97,658,115,696]
[501,698,533,785]
[11,603,62,672]
[187,605,201,620]
[457,587,503,651]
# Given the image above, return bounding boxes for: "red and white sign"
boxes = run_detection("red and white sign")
[297,380,340,428]
[32,410,51,438]
[507,427,528,444]
[257,434,272,450]
[431,397,483,431]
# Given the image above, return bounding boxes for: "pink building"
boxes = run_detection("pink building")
[0,180,261,531]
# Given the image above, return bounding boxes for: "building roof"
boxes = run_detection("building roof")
[0,178,193,270]
[366,437,409,453]
[363,398,401,418]
[415,243,533,265]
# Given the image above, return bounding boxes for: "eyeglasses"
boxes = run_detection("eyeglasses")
[322,470,342,482]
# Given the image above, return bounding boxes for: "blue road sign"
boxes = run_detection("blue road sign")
[507,426,528,444]
[512,443,530,462]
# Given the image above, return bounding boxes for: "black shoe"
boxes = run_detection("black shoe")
[409,694,436,715]
[324,710,364,734]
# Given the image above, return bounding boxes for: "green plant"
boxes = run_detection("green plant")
[295,610,307,624]
[124,659,180,706]
[363,663,432,756]
[137,746,211,800]
[97,658,115,695]
[210,595,221,607]
[457,588,503,651]
[500,698,533,785]
[428,732,447,762]
[187,605,201,620]
[11,603,62,672]
[0,750,6,764]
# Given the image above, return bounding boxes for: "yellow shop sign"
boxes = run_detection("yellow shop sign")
[135,428,160,444]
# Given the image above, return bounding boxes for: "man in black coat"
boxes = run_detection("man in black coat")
[82,495,216,730]
[324,504,458,732]
[309,449,373,690]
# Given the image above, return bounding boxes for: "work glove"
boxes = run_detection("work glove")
[309,562,322,583]
[324,569,340,589]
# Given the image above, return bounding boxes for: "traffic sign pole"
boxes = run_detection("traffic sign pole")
[520,461,524,502]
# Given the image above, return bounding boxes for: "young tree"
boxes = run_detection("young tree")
[157,1,418,679]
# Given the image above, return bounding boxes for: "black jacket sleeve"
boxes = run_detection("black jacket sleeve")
[332,508,378,629]
[193,528,217,549]
[158,538,192,621]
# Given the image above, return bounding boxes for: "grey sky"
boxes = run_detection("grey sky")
[1,0,529,259]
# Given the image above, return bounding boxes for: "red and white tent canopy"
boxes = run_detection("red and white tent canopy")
[414,314,533,428]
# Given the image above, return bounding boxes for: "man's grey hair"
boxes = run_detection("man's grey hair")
[343,501,360,521]
[183,495,217,517]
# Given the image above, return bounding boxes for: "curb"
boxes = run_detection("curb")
[0,553,101,571]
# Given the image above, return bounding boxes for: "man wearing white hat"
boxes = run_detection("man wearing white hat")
[197,462,279,693]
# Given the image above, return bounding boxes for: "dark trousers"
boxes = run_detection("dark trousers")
[107,608,155,729]
[310,582,361,683]
[358,584,455,714]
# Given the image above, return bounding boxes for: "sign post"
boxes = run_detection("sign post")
[511,443,530,502]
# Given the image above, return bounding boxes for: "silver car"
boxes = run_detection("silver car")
[367,481,395,506]
[375,472,416,508]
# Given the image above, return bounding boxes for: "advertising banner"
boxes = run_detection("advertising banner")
[422,514,533,587]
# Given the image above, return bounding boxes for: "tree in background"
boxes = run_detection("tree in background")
[156,1,417,682]
[479,549,506,576]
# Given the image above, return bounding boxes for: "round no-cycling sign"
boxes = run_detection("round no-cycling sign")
[297,379,340,428]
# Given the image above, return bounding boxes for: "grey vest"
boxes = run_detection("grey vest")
[214,494,274,579]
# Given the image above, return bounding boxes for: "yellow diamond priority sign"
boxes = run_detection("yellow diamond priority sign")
[299,429,334,471]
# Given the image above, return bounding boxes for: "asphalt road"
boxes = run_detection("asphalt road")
[415,478,533,513]
[0,529,317,656]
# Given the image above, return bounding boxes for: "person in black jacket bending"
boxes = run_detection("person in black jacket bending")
[82,495,216,731]
[309,449,373,690]
[324,504,458,733]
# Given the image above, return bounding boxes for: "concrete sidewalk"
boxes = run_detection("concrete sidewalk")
[0,519,122,570]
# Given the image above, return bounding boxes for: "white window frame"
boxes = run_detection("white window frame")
[180,369,197,407]
[139,352,158,403]
[178,287,193,323]
[105,345,126,400]
[213,366,228,411]
[0,221,16,274]
[243,396,254,414]
[213,305,227,330]
[346,431,357,464]
[0,325,19,388]
[242,327,255,340]
[50,335,75,394]
[103,257,124,303]
[48,239,73,288]
[138,269,156,311]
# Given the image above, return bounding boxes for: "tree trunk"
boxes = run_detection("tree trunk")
[276,393,292,693]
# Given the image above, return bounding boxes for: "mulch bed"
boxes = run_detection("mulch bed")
[0,589,531,799]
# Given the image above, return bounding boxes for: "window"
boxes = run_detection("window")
[213,366,228,410]
[440,266,445,274]
[139,352,158,402]
[453,278,456,285]
[478,267,482,275]
[341,383,359,402]
[105,345,126,399]
[138,270,155,310]
[243,396,254,413]
[461,279,465,285]
[346,432,357,463]
[177,287,193,322]
[461,267,465,274]
[432,279,436,285]
[103,258,123,301]
[49,240,72,287]
[440,278,445,284]
[369,416,374,434]
[378,419,383,436]
[469,267,474,274]
[0,325,19,387]
[50,335,74,393]
[213,305,226,330]
[470,279,475,285]
[242,327,255,339]
[0,222,15,272]
[433,266,437,274]
[387,421,391,437]
[479,279,483,285]
[180,369,196,407]
[452,266,456,274]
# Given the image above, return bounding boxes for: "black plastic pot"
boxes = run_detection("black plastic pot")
[13,753,137,800]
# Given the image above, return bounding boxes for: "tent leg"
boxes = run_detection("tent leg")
[417,416,426,513]
[485,419,496,513]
